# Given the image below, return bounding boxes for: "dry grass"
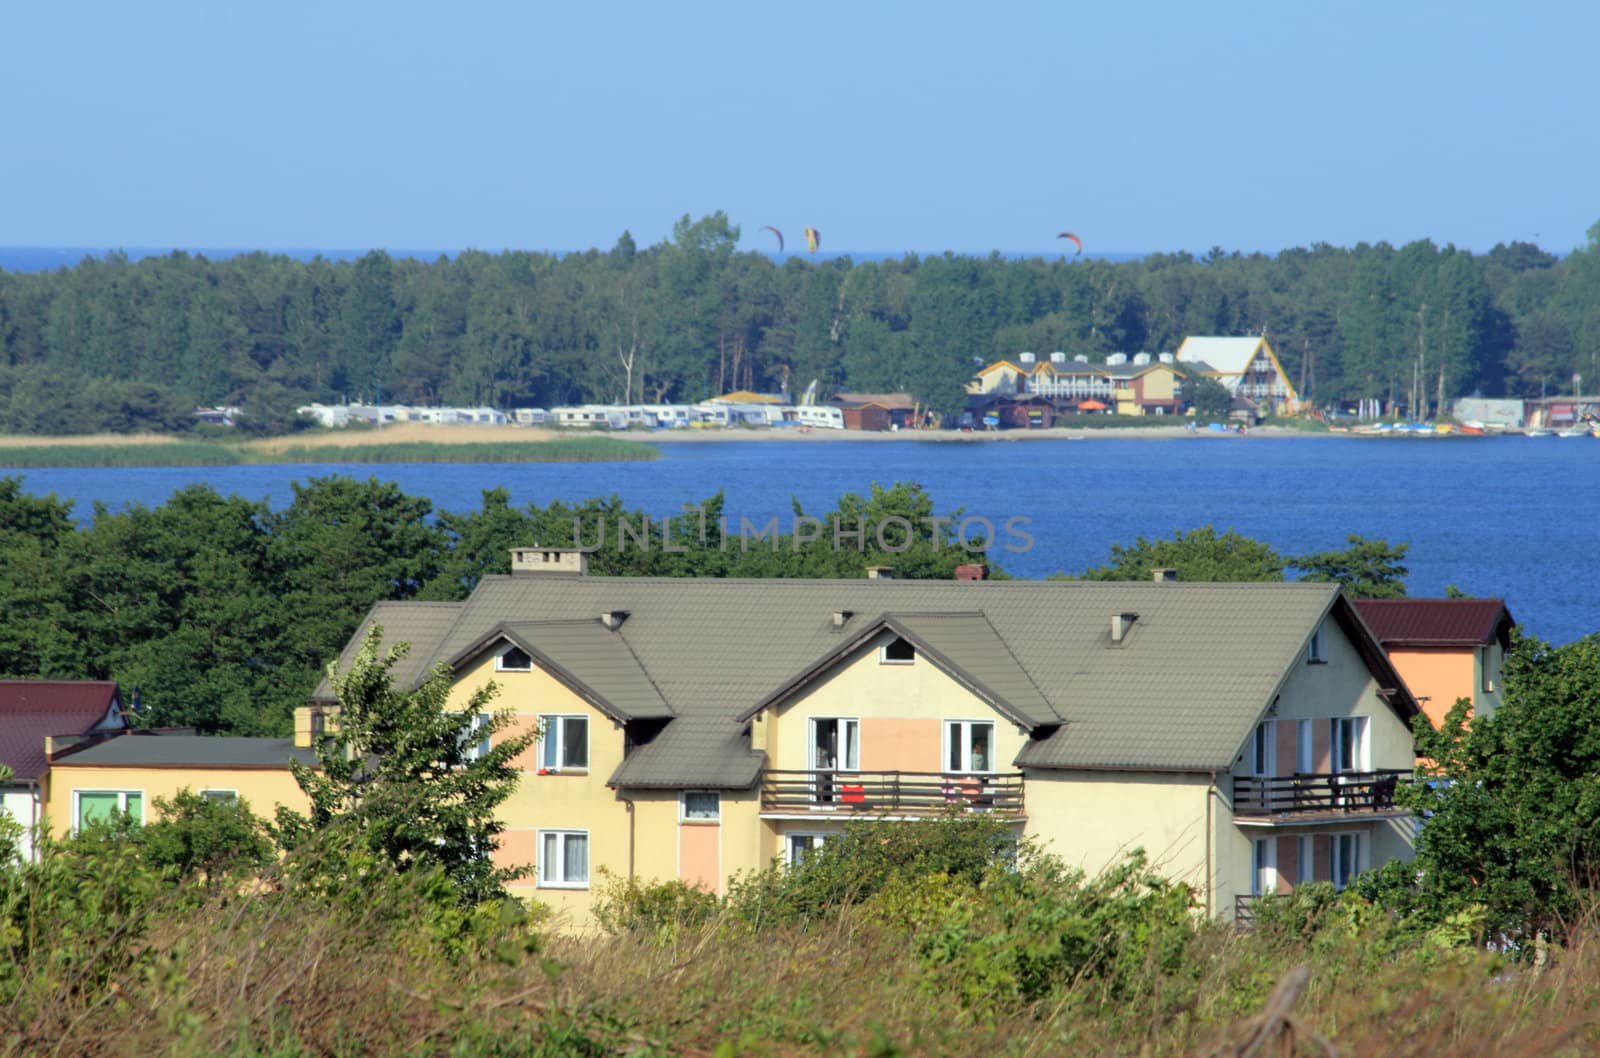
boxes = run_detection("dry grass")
[240,424,577,452]
[0,432,185,447]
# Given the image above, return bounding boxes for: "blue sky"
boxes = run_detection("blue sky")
[2,1,1595,257]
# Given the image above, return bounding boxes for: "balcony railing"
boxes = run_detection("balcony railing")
[1232,770,1409,818]
[760,770,1025,817]
[1235,894,1258,926]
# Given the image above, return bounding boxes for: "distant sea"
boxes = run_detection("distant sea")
[0,246,1147,273]
[6,436,1597,645]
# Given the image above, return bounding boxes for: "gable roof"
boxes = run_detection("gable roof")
[349,576,1413,786]
[740,612,1059,729]
[973,360,1028,378]
[312,601,465,702]
[1352,598,1515,650]
[1175,337,1270,375]
[829,392,916,411]
[447,619,674,722]
[0,681,123,782]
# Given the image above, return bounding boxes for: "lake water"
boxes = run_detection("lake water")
[7,436,1598,644]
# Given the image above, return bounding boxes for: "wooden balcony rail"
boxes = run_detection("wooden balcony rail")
[760,770,1025,817]
[1232,770,1410,817]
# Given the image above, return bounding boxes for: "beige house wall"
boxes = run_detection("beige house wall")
[1022,771,1213,890]
[45,764,310,837]
[764,630,1030,776]
[1387,647,1485,727]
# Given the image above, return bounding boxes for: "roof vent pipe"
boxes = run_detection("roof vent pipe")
[831,610,853,629]
[1111,612,1139,643]
[866,566,893,580]
[1152,567,1178,583]
[600,610,628,631]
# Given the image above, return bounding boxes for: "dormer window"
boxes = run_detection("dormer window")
[496,644,532,672]
[879,636,915,665]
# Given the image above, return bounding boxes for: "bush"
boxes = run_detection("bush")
[140,789,275,884]
[592,870,720,940]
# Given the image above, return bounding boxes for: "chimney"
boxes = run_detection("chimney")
[1111,612,1139,643]
[955,564,987,581]
[831,609,854,629]
[866,566,893,580]
[511,548,588,577]
[600,610,628,631]
[1151,567,1178,583]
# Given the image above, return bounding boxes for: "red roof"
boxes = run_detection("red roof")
[0,681,123,782]
[1351,599,1514,649]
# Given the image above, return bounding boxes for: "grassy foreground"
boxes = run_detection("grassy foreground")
[0,434,657,467]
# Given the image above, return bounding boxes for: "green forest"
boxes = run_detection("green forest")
[3,213,1599,435]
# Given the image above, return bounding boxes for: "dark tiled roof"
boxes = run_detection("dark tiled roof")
[828,392,916,411]
[350,577,1410,786]
[0,681,122,781]
[1352,599,1514,649]
[52,732,317,769]
[312,601,465,701]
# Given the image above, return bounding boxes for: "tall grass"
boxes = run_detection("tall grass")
[0,435,656,468]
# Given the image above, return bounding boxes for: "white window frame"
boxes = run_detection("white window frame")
[495,643,533,672]
[1251,837,1277,896]
[878,636,916,665]
[1332,832,1363,890]
[1332,716,1370,773]
[200,789,239,805]
[71,789,144,834]
[1296,720,1314,774]
[463,712,492,761]
[1307,624,1326,664]
[809,717,860,772]
[1248,720,1275,778]
[539,714,589,772]
[537,829,590,889]
[680,790,720,823]
[785,831,832,865]
[944,719,997,774]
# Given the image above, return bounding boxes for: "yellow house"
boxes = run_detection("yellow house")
[1175,336,1301,416]
[966,360,1031,396]
[308,551,1419,925]
[43,733,313,836]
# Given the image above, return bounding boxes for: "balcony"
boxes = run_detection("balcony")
[1232,770,1409,822]
[760,770,1025,818]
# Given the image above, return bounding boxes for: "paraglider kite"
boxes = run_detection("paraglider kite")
[1057,232,1083,257]
[761,225,785,253]
[804,226,820,254]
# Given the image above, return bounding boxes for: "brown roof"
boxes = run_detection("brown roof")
[1352,599,1514,649]
[0,681,124,782]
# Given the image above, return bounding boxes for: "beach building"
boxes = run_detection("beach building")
[828,393,916,431]
[1175,337,1300,417]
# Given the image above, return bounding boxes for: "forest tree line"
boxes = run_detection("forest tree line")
[3,213,1599,434]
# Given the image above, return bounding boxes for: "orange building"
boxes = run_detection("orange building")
[1352,599,1515,728]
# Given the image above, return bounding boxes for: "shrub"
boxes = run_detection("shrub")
[592,870,720,940]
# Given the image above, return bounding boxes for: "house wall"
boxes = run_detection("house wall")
[44,765,309,837]
[1387,648,1478,728]
[1,787,40,861]
[765,631,1030,776]
[449,651,630,927]
[1212,613,1417,915]
[1021,771,1213,890]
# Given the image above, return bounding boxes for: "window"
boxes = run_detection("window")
[946,720,995,773]
[539,715,589,771]
[810,718,859,772]
[1248,721,1274,777]
[879,636,915,664]
[1331,717,1369,773]
[1297,836,1314,885]
[496,645,532,672]
[1296,720,1314,774]
[1251,837,1276,896]
[681,791,720,822]
[201,789,238,805]
[1307,624,1325,664]
[73,790,142,832]
[1332,832,1362,889]
[538,830,589,887]
[462,713,492,761]
[786,832,831,865]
